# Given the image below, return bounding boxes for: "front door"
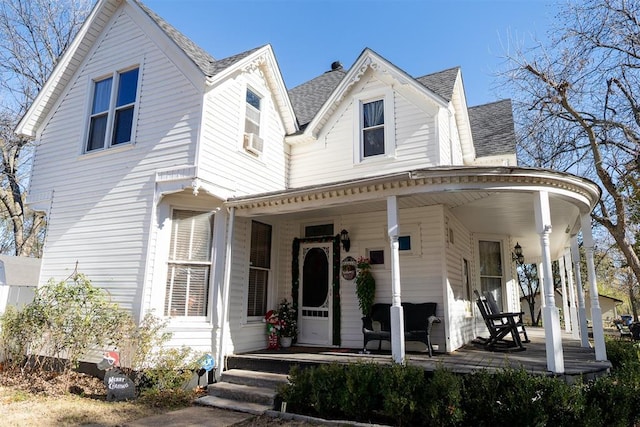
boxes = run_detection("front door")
[297,242,333,345]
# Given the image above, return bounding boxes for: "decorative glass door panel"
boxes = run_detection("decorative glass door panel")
[298,243,332,345]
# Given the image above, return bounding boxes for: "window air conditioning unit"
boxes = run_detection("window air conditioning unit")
[243,132,263,155]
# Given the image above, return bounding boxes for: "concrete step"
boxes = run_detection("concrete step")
[207,381,276,406]
[196,395,271,415]
[221,369,288,389]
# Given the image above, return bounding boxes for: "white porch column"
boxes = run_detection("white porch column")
[571,236,590,347]
[216,207,235,379]
[581,214,607,361]
[558,255,572,333]
[563,250,580,340]
[535,191,564,373]
[387,195,405,364]
[538,263,546,308]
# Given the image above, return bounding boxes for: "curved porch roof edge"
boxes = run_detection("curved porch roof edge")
[225,166,601,215]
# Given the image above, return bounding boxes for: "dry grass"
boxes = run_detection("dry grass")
[1,386,163,426]
[0,367,177,427]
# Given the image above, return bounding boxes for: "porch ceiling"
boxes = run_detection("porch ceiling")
[227,167,599,261]
[253,189,580,261]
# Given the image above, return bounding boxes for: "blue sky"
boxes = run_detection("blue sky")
[144,0,558,107]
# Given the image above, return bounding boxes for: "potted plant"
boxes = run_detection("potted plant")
[356,257,376,316]
[276,299,298,347]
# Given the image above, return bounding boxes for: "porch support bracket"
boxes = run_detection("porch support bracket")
[571,236,590,347]
[387,195,405,365]
[581,214,607,361]
[535,190,565,374]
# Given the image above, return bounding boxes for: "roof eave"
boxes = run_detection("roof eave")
[206,45,298,135]
[301,48,449,140]
[15,0,112,137]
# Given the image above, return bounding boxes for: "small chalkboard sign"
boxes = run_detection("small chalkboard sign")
[104,368,136,401]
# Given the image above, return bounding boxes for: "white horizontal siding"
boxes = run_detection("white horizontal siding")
[31,6,203,323]
[199,70,287,196]
[444,211,475,351]
[289,72,441,188]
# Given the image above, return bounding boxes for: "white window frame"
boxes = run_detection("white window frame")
[477,238,506,311]
[83,64,141,154]
[164,208,214,319]
[353,87,395,164]
[241,85,265,157]
[246,220,273,322]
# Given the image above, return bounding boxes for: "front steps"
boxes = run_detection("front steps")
[196,368,289,415]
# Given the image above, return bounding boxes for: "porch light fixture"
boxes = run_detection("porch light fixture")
[512,242,524,265]
[340,229,351,252]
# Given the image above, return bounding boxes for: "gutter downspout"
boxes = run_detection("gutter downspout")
[216,207,235,379]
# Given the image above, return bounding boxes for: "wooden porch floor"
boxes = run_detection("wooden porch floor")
[230,327,611,380]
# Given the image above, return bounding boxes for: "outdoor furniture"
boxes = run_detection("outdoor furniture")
[616,322,633,340]
[474,290,526,351]
[361,302,441,357]
[483,291,530,344]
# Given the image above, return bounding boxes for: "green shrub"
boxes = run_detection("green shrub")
[279,362,640,427]
[605,338,640,371]
[421,368,464,427]
[278,365,315,414]
[381,364,425,425]
[117,313,202,393]
[342,362,382,422]
[0,273,130,372]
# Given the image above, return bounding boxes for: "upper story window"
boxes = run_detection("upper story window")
[354,89,395,163]
[362,99,385,157]
[243,88,264,155]
[86,67,139,152]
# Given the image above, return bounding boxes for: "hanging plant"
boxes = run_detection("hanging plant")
[356,257,376,317]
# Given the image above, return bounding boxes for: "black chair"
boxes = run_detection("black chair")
[474,290,525,351]
[483,291,529,343]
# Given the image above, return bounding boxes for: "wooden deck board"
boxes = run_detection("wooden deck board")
[233,327,611,379]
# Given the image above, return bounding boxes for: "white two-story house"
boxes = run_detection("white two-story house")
[16,0,606,374]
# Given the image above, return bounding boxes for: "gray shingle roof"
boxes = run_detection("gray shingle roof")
[209,46,265,77]
[468,99,516,157]
[137,0,261,78]
[415,67,460,102]
[135,0,216,74]
[288,68,347,127]
[289,65,460,128]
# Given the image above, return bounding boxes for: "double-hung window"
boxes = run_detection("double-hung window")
[165,210,213,317]
[243,88,264,155]
[86,67,139,152]
[245,89,261,135]
[247,221,272,317]
[362,99,385,157]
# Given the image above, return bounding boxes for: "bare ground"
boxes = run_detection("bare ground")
[0,367,319,427]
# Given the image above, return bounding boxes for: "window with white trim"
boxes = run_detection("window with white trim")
[243,88,264,155]
[247,220,272,317]
[354,89,395,163]
[479,240,503,311]
[362,99,385,157]
[86,67,140,152]
[165,210,213,317]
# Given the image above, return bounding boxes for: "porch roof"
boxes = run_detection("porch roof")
[226,166,600,261]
